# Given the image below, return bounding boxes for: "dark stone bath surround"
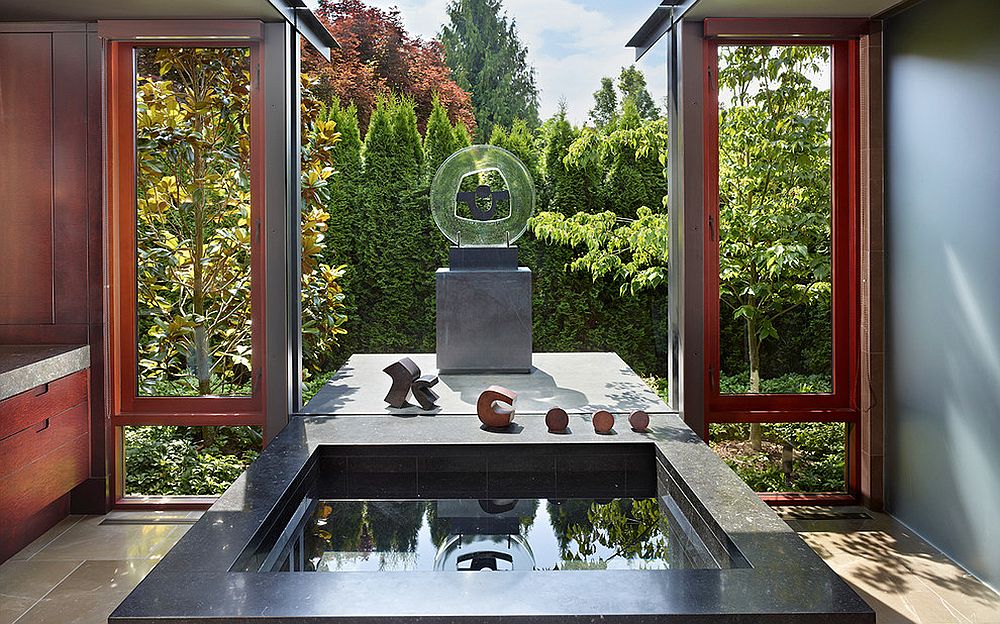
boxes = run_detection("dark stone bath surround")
[111,410,874,622]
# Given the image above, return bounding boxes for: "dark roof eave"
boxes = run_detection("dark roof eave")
[265,0,339,61]
[626,0,699,61]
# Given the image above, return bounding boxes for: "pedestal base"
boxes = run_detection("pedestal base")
[436,266,532,374]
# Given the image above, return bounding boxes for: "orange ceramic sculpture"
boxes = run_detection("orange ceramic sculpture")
[592,410,615,433]
[628,409,650,432]
[477,385,517,428]
[545,406,569,433]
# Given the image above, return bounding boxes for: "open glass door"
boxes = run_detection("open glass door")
[107,31,265,505]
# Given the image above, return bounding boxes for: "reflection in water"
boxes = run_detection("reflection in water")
[302,498,680,572]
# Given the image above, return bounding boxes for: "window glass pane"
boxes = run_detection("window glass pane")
[716,45,833,395]
[709,422,847,493]
[123,426,261,496]
[134,47,253,397]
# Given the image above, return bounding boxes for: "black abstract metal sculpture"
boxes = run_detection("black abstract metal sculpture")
[456,184,510,221]
[411,375,440,410]
[383,357,439,410]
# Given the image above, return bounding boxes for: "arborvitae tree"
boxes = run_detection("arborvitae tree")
[424,96,460,179]
[453,121,472,147]
[600,99,668,219]
[589,77,618,128]
[441,0,540,140]
[489,118,538,176]
[357,97,397,346]
[322,99,364,362]
[540,105,600,215]
[618,65,660,121]
[364,96,441,352]
[394,96,425,186]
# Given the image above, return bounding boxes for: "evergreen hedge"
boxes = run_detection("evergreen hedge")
[317,97,669,377]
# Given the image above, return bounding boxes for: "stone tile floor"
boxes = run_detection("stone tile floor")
[778,506,1000,623]
[1,507,997,623]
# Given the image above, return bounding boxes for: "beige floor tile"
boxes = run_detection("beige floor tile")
[25,516,179,562]
[0,561,82,624]
[9,517,84,562]
[12,560,158,624]
[902,589,971,623]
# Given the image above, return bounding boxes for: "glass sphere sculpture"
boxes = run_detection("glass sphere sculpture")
[430,144,535,247]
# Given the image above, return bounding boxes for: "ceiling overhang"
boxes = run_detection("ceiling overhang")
[0,0,337,59]
[627,0,912,59]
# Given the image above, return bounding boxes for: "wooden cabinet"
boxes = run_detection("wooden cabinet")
[0,370,89,562]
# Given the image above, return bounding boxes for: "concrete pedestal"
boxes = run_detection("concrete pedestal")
[436,266,532,374]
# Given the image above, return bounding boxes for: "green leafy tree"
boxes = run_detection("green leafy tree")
[519,109,668,376]
[529,112,669,293]
[134,48,255,397]
[136,50,346,397]
[440,0,540,140]
[300,76,350,374]
[717,45,832,448]
[618,65,660,121]
[589,76,618,128]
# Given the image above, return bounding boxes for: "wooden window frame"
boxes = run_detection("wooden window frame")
[105,24,267,506]
[701,19,862,502]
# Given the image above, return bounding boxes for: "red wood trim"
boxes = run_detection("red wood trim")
[107,38,270,502]
[702,32,863,499]
[97,20,263,41]
[0,23,90,33]
[704,18,870,39]
[702,39,720,444]
[109,41,266,417]
[708,410,859,424]
[113,413,263,426]
[704,39,860,415]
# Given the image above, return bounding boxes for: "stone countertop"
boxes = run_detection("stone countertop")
[303,352,670,416]
[0,344,90,402]
[112,353,874,624]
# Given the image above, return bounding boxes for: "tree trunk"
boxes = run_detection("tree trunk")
[747,318,762,451]
[191,62,211,397]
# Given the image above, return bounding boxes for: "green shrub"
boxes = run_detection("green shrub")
[124,426,260,496]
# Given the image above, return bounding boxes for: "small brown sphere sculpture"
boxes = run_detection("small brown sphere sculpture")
[477,385,517,428]
[628,410,650,432]
[592,410,615,434]
[545,407,569,433]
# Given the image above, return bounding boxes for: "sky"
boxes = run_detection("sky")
[306,0,666,125]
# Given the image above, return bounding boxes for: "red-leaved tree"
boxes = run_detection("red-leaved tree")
[305,0,476,135]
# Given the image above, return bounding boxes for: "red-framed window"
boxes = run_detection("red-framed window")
[701,19,862,501]
[105,24,267,505]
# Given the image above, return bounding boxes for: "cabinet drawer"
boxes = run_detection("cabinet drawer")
[0,412,90,530]
[0,369,88,440]
[0,401,89,478]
